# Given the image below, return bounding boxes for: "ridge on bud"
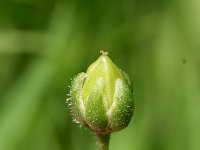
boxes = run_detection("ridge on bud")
[68,51,134,134]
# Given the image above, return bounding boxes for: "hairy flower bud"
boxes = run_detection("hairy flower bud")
[67,51,134,134]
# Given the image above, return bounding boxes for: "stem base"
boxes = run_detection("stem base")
[96,133,110,150]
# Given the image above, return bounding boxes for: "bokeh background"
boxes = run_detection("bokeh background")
[0,0,200,150]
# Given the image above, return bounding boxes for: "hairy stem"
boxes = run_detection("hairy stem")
[96,133,110,150]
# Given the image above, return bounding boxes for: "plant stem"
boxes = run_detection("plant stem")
[96,133,110,150]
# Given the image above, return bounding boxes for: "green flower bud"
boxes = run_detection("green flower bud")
[67,51,134,134]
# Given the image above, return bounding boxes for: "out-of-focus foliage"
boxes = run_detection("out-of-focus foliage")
[0,0,200,150]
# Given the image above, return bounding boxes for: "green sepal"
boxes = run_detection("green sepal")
[69,72,86,124]
[108,79,134,131]
[84,77,108,131]
[121,70,134,92]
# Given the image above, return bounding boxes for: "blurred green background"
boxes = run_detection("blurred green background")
[0,0,200,150]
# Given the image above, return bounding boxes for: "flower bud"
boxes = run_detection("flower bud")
[68,51,134,134]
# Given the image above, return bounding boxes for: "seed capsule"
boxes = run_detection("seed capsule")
[68,51,134,134]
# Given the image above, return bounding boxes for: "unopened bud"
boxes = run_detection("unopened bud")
[68,51,134,134]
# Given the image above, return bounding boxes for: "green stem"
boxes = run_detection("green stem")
[96,133,110,150]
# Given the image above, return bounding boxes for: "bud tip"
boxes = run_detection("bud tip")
[100,50,109,56]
